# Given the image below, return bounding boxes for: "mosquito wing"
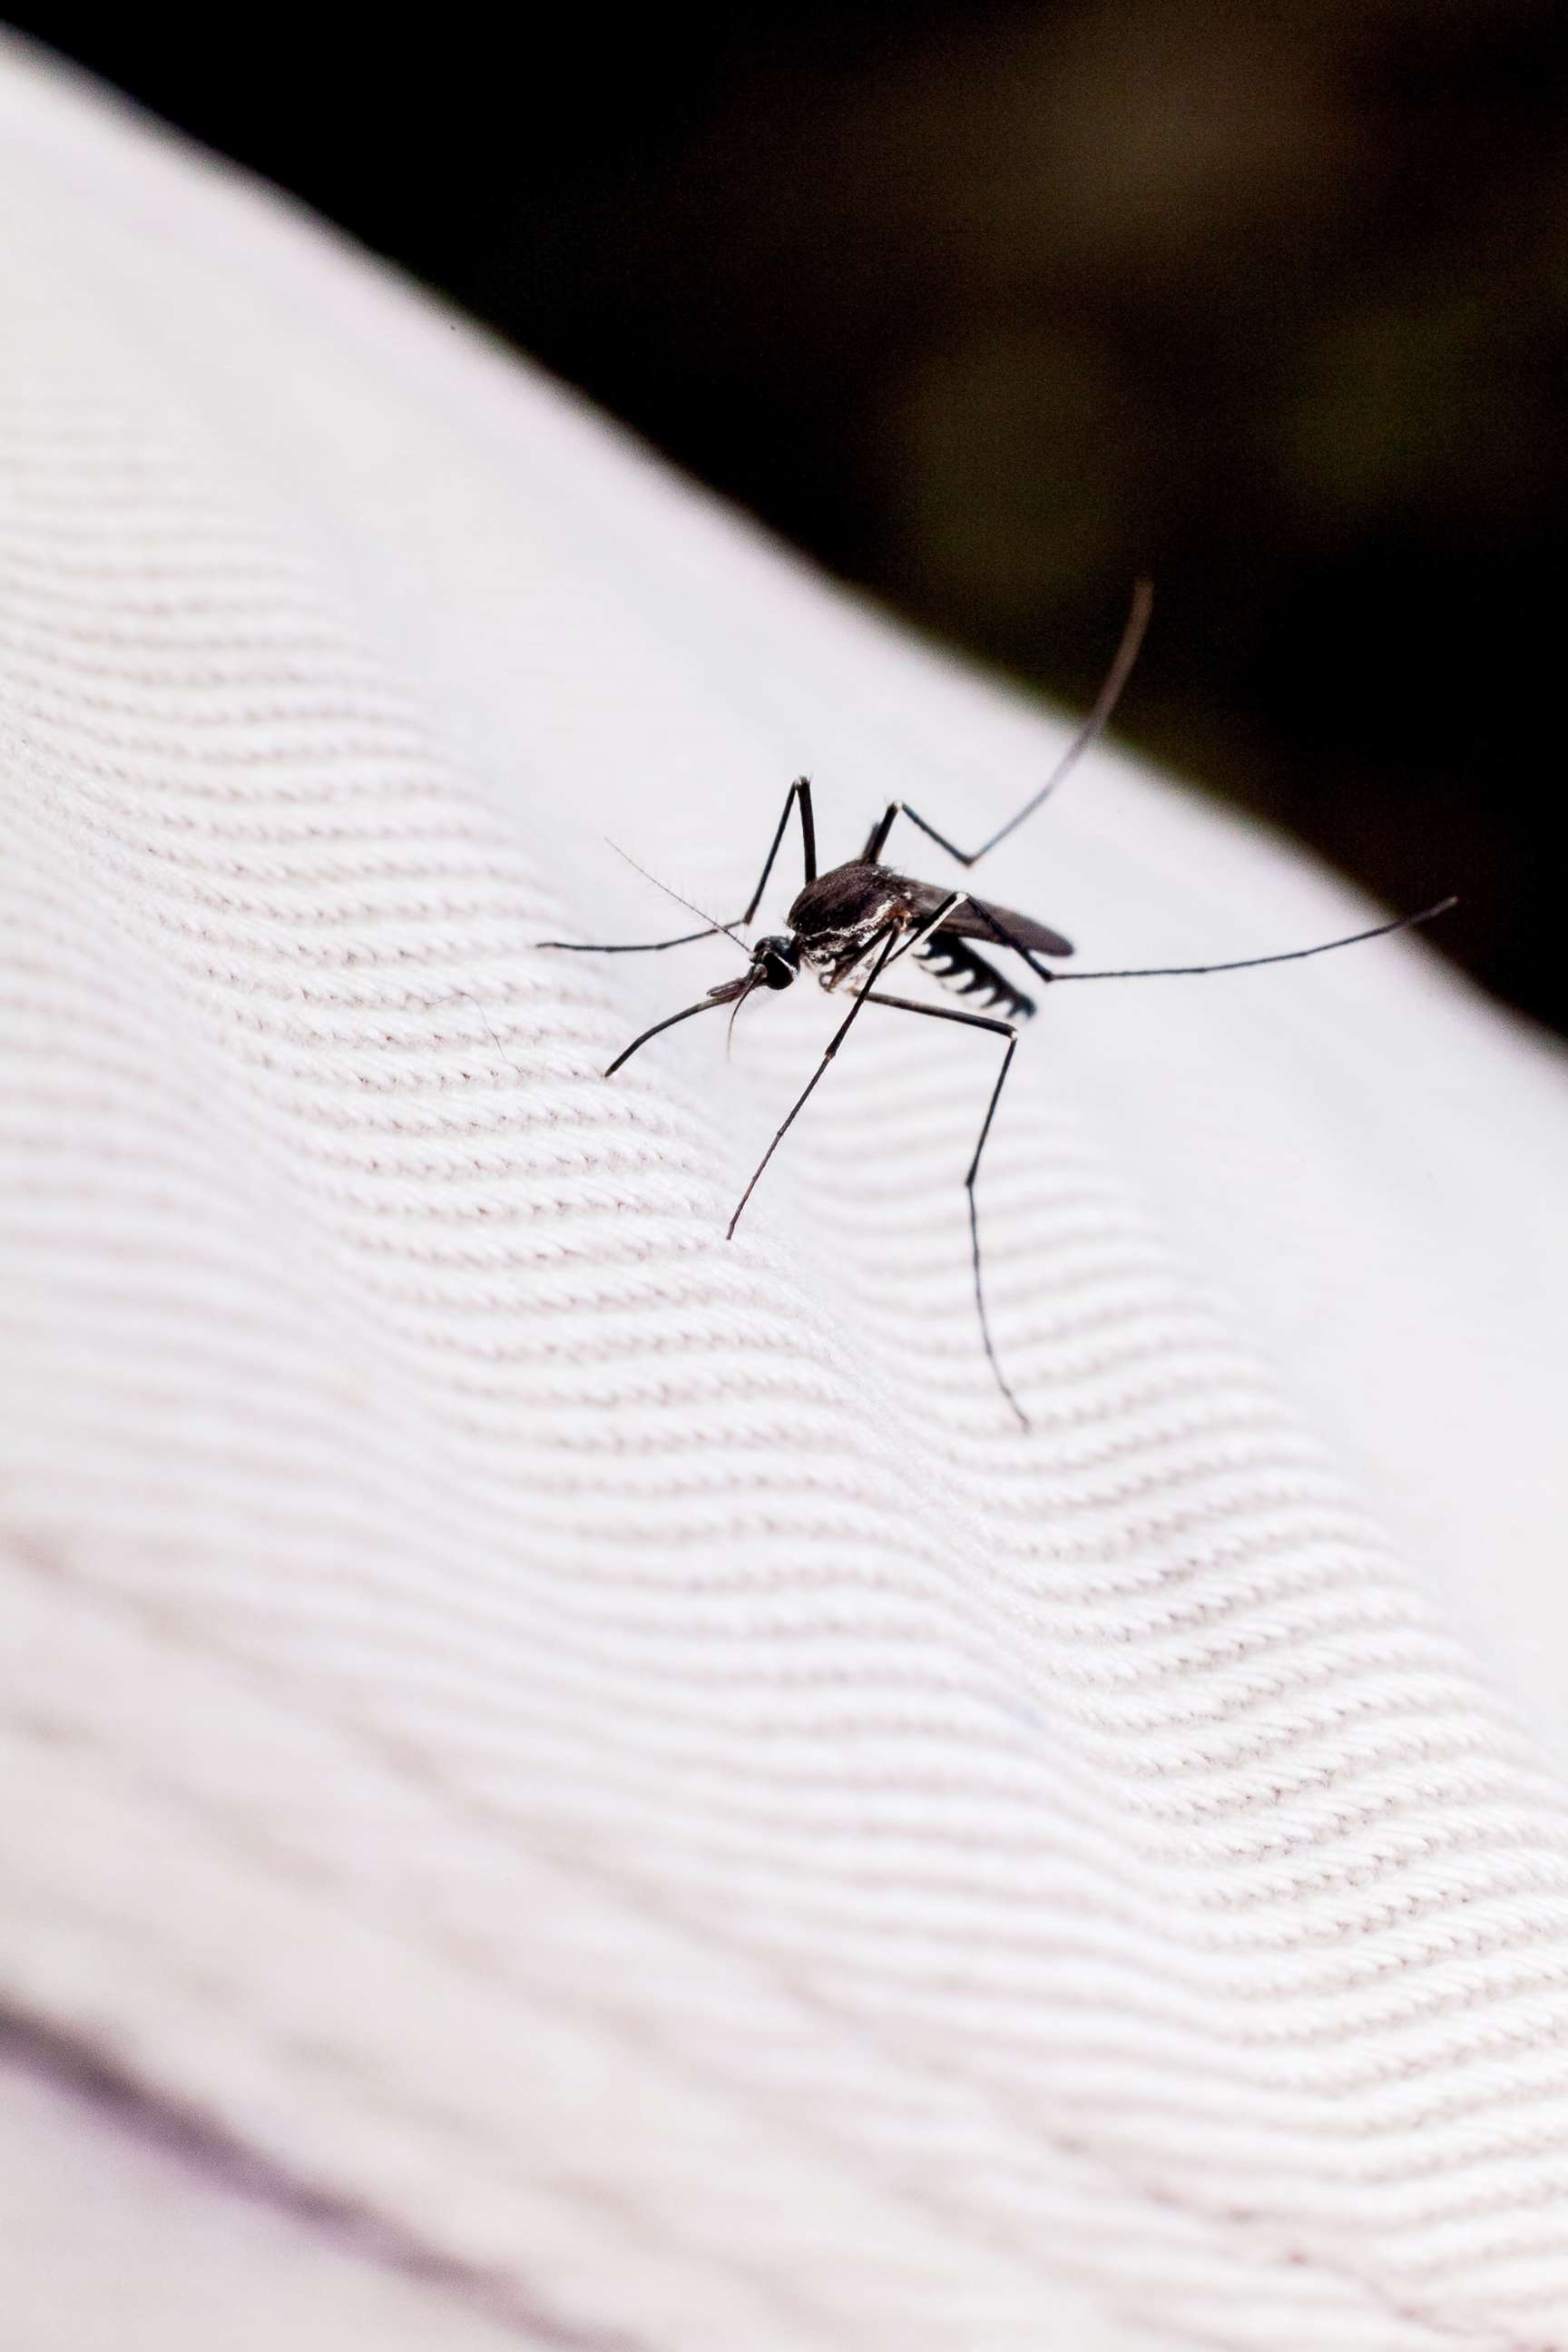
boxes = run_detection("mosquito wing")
[904,881,1073,959]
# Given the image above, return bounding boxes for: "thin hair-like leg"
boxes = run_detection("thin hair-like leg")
[861,581,1152,870]
[739,776,817,917]
[540,778,817,954]
[862,989,1026,1429]
[884,887,967,971]
[895,891,1454,1002]
[726,922,902,1238]
[947,897,1064,998]
[1047,897,1458,983]
[604,981,749,1076]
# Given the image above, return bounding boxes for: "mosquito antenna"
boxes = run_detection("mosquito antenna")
[1050,897,1457,984]
[609,841,750,957]
[975,577,1154,862]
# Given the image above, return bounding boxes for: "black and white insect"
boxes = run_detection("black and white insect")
[541,584,1452,1426]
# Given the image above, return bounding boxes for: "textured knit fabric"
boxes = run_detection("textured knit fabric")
[0,2039,550,2352]
[4,34,1568,2352]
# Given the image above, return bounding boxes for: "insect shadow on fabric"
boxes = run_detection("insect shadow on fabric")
[539,584,1454,1427]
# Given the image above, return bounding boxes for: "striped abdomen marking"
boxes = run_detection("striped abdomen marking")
[916,932,1036,1022]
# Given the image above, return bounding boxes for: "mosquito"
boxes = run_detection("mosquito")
[540,583,1454,1427]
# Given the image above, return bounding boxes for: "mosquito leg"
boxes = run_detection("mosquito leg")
[826,887,961,990]
[860,990,1027,1429]
[1045,897,1458,984]
[540,778,817,954]
[862,799,953,866]
[884,888,966,969]
[603,988,740,1076]
[848,851,1059,1003]
[862,580,1152,871]
[937,894,1062,998]
[726,922,902,1238]
[740,776,817,921]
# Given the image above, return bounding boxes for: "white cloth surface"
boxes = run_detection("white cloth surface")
[2,33,1568,2351]
[0,2039,553,2351]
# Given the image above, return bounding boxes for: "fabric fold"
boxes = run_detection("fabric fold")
[3,33,1568,2349]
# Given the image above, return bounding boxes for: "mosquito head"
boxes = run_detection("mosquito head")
[750,934,801,991]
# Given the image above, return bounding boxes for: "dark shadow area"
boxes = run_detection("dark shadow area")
[14,1,1567,1031]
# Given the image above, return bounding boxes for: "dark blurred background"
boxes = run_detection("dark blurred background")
[16,2,1567,1030]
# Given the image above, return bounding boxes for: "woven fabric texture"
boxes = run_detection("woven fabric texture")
[3,34,1568,2352]
[0,2036,554,2352]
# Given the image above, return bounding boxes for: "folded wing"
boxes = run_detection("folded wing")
[905,882,1073,959]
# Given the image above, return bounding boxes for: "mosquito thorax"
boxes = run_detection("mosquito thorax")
[752,935,800,989]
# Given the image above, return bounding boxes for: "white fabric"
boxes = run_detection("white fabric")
[0,2043,547,2351]
[3,33,1568,2350]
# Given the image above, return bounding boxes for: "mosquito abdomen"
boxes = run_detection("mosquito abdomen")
[917,934,1036,1022]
